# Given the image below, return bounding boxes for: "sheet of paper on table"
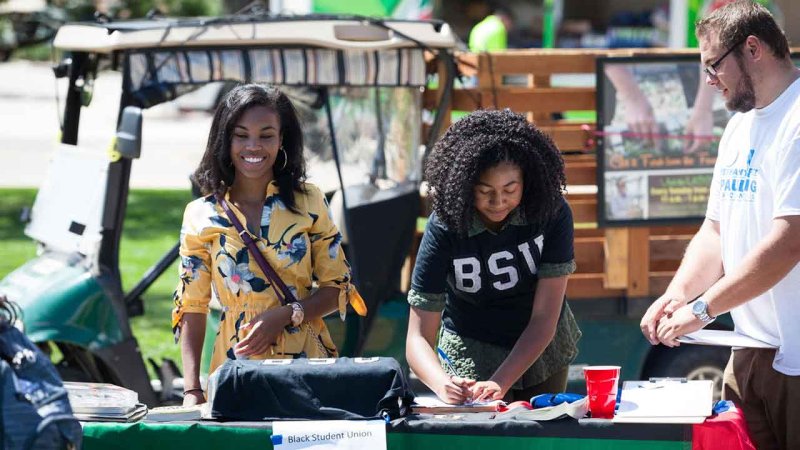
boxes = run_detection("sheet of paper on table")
[271,419,386,450]
[678,329,777,349]
[613,380,714,424]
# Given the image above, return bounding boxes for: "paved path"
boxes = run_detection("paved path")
[0,60,213,189]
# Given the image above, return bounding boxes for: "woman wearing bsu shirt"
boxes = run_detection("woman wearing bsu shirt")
[172,84,366,406]
[406,109,581,403]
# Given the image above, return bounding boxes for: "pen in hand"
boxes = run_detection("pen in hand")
[436,347,474,404]
[436,347,460,377]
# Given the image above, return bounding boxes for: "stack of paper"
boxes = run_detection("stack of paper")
[613,380,713,424]
[64,381,146,422]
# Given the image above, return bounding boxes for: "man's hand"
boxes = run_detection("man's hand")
[656,303,705,347]
[640,295,687,345]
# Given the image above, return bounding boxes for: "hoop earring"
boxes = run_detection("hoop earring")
[279,147,288,171]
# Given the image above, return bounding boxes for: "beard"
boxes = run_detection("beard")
[726,56,756,113]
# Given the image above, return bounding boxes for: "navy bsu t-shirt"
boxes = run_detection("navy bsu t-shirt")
[411,197,575,348]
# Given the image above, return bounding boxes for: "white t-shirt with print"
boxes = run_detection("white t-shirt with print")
[707,77,800,375]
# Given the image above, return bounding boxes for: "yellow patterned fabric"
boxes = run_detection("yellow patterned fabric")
[171,181,366,374]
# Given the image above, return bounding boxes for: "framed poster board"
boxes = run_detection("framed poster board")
[596,54,729,227]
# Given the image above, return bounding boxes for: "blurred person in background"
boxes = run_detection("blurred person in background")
[468,4,513,52]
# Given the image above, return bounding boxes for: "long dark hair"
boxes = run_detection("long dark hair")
[425,109,566,236]
[192,84,307,211]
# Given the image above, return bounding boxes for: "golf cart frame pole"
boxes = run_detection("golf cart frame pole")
[424,50,455,156]
[60,52,87,145]
[97,74,135,298]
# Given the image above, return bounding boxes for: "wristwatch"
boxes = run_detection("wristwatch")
[289,301,305,327]
[691,298,716,324]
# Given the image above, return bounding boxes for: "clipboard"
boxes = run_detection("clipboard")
[677,329,777,349]
[612,379,713,424]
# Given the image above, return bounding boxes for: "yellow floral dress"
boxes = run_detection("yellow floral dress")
[171,181,366,375]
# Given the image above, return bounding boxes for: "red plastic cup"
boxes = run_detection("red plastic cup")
[583,366,621,419]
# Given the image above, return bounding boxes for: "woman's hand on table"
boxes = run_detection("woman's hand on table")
[471,380,505,402]
[233,306,291,357]
[434,375,475,404]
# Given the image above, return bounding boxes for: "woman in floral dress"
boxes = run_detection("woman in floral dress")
[172,84,366,406]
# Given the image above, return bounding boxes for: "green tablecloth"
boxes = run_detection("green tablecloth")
[83,417,693,450]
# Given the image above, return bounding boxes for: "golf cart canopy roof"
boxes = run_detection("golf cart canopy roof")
[53,15,456,106]
[53,15,456,53]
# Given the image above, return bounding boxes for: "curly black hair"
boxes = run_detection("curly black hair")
[425,109,566,236]
[192,84,307,211]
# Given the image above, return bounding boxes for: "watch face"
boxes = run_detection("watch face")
[692,300,705,315]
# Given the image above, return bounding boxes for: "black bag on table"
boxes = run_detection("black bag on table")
[0,298,82,450]
[208,357,413,421]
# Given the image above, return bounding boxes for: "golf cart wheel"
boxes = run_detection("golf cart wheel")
[644,345,729,402]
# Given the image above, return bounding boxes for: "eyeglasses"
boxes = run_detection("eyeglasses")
[704,38,747,78]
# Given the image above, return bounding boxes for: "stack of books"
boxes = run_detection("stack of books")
[64,382,147,423]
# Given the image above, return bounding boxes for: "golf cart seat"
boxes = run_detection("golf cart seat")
[331,182,419,354]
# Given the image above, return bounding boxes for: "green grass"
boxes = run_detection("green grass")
[0,188,193,378]
[0,190,38,275]
[11,43,53,62]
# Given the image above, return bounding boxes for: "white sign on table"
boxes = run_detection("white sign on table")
[271,420,386,450]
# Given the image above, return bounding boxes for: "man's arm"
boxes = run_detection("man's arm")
[640,218,724,344]
[656,215,800,345]
[704,215,800,316]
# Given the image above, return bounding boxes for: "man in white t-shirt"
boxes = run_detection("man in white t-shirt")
[640,2,800,449]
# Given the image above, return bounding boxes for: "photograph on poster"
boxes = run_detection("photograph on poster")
[597,55,729,225]
[605,173,646,220]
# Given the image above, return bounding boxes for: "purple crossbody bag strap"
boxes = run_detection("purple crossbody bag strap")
[216,194,298,306]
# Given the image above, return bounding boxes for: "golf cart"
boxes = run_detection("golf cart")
[0,12,456,406]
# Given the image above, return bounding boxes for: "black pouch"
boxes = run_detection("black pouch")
[208,357,413,421]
